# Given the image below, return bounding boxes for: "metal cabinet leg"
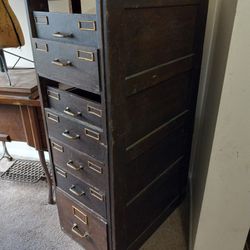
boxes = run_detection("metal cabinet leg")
[0,141,13,161]
[38,150,54,204]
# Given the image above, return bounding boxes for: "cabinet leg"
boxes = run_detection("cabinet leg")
[38,150,54,204]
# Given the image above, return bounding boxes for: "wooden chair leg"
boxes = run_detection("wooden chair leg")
[38,150,54,204]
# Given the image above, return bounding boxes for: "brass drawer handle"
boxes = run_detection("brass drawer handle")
[52,59,71,67]
[62,130,80,140]
[63,107,81,117]
[72,223,89,238]
[69,185,85,197]
[52,32,73,38]
[67,160,82,171]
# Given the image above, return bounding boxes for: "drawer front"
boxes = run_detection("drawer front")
[33,11,98,47]
[47,86,103,128]
[56,189,108,250]
[50,139,107,189]
[45,109,106,162]
[33,38,100,94]
[56,167,106,218]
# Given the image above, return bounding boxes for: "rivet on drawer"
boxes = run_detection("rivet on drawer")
[47,90,60,101]
[77,50,94,62]
[47,112,59,123]
[78,20,96,31]
[35,42,48,52]
[34,15,49,25]
[72,206,88,225]
[56,168,67,178]
[88,161,103,174]
[87,105,102,117]
[51,141,64,152]
[89,187,104,201]
[84,128,100,141]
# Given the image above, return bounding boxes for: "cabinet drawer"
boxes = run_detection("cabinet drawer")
[47,86,103,128]
[45,109,106,162]
[56,189,108,250]
[56,167,106,218]
[33,38,100,94]
[50,139,107,189]
[33,11,98,47]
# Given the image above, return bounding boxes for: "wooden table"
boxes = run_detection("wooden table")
[0,69,53,204]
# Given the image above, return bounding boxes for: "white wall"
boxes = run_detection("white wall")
[191,0,250,249]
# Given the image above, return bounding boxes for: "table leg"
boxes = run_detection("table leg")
[38,150,54,204]
[0,141,13,161]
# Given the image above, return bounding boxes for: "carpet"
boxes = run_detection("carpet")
[0,159,187,250]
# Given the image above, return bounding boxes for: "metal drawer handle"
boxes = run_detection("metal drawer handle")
[72,223,89,238]
[67,160,82,171]
[63,107,81,117]
[62,130,80,140]
[52,32,73,38]
[52,59,71,67]
[69,185,85,197]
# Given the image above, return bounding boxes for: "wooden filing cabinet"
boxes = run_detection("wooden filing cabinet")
[25,0,208,249]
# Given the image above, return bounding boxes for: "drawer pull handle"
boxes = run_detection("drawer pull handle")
[84,128,100,141]
[72,224,89,238]
[62,130,80,140]
[69,185,85,197]
[63,107,81,117]
[52,59,71,67]
[52,32,73,38]
[90,188,104,201]
[67,160,82,171]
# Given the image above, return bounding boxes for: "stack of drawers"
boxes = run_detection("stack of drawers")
[25,1,209,249]
[31,10,108,250]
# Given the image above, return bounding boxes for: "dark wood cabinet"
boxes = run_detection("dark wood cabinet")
[25,0,208,249]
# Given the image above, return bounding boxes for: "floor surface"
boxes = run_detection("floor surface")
[0,158,188,250]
